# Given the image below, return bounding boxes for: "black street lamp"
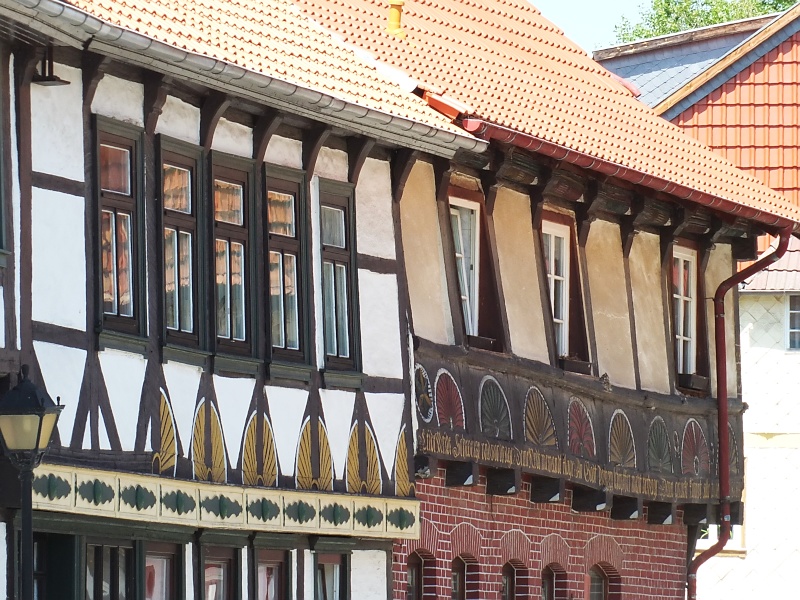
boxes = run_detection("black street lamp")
[0,365,63,600]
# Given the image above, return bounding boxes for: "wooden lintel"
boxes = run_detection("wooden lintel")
[347,136,375,185]
[390,147,420,202]
[81,52,110,109]
[200,91,231,151]
[252,109,283,164]
[302,125,330,174]
[143,73,172,137]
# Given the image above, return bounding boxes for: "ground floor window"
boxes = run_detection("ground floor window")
[256,549,286,600]
[501,563,515,600]
[451,558,466,600]
[316,553,347,600]
[86,543,134,600]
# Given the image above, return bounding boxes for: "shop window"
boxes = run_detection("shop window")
[671,246,697,375]
[316,553,348,600]
[86,543,134,600]
[788,295,800,349]
[145,543,178,600]
[501,563,515,600]
[256,549,286,600]
[204,548,234,600]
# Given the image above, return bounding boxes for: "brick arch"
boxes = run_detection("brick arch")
[540,533,570,571]
[450,522,482,561]
[408,517,442,558]
[499,529,532,567]
[583,534,624,573]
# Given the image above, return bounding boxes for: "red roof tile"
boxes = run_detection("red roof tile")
[293,0,800,229]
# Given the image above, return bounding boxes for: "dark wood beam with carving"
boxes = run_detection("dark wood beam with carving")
[81,53,110,109]
[347,136,375,185]
[143,73,171,137]
[252,108,283,164]
[302,125,330,174]
[200,91,231,151]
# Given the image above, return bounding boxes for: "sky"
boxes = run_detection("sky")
[533,0,645,53]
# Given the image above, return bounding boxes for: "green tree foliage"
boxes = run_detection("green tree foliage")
[615,0,796,42]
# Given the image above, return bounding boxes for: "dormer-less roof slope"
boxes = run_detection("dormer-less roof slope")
[743,235,800,291]
[293,0,800,231]
[2,0,482,156]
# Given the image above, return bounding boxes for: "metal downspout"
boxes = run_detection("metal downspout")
[687,226,793,599]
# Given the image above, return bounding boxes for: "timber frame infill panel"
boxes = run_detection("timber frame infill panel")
[28,464,420,539]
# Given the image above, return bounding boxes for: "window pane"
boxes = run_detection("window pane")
[116,212,134,317]
[323,261,337,356]
[179,232,193,333]
[553,279,564,320]
[673,297,682,336]
[672,257,680,296]
[791,295,800,311]
[163,165,191,213]
[268,191,295,237]
[269,250,285,348]
[118,548,128,600]
[682,298,692,338]
[450,212,463,255]
[554,322,563,356]
[100,144,131,195]
[284,253,300,350]
[205,562,227,600]
[214,180,244,225]
[321,206,346,248]
[258,563,280,600]
[553,235,564,277]
[101,210,118,315]
[543,232,552,275]
[791,331,800,349]
[335,263,349,358]
[231,242,246,341]
[791,312,800,330]
[145,555,172,600]
[164,228,178,330]
[216,239,230,339]
[683,258,691,296]
[683,340,692,373]
[86,546,97,600]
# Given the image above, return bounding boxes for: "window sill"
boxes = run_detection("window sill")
[321,369,363,390]
[268,360,314,383]
[558,357,592,375]
[213,353,262,377]
[677,373,709,394]
[466,335,499,352]
[162,344,211,368]
[98,330,149,356]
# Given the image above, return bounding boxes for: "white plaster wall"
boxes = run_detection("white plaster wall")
[628,232,670,394]
[34,341,87,446]
[264,135,302,169]
[319,389,357,479]
[492,187,549,363]
[185,543,195,600]
[315,147,348,181]
[10,59,20,349]
[358,270,404,379]
[350,549,387,600]
[211,117,253,158]
[213,375,256,466]
[31,188,86,331]
[98,349,147,451]
[162,361,202,456]
[355,158,396,260]
[155,95,200,145]
[705,244,737,397]
[364,393,405,474]
[399,161,453,345]
[265,385,309,476]
[91,75,144,127]
[30,63,83,181]
[303,550,315,600]
[585,220,636,388]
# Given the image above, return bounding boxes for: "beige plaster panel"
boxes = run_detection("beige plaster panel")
[705,244,738,398]
[585,220,636,389]
[399,161,453,345]
[492,187,549,362]
[629,233,670,394]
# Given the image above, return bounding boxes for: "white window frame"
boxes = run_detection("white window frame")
[672,246,697,375]
[787,294,800,350]
[449,198,480,336]
[541,220,571,357]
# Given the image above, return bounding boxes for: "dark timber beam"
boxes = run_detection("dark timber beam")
[143,73,171,137]
[347,136,375,185]
[81,53,110,109]
[200,91,231,151]
[390,147,419,202]
[252,108,283,164]
[647,501,676,525]
[302,126,330,174]
[571,485,610,512]
[611,495,643,520]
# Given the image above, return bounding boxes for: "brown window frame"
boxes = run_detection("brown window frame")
[85,539,136,600]
[95,117,145,336]
[315,552,348,600]
[319,180,359,372]
[145,542,181,600]
[256,548,287,600]
[212,156,254,356]
[160,140,204,349]
[202,546,236,600]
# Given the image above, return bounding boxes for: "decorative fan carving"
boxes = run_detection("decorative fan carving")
[192,400,227,483]
[296,418,313,490]
[317,422,334,492]
[345,424,382,495]
[647,417,672,474]
[241,413,278,487]
[525,386,558,449]
[435,370,465,430]
[346,425,360,493]
[394,426,413,497]
[480,377,512,440]
[728,423,741,476]
[681,419,710,477]
[568,398,595,459]
[414,364,434,423]
[364,425,382,495]
[152,390,177,476]
[609,410,636,468]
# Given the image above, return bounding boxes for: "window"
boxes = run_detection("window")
[256,550,286,600]
[541,221,570,357]
[451,558,466,600]
[788,295,800,349]
[672,246,697,375]
[501,563,516,600]
[86,543,134,600]
[267,171,305,361]
[161,147,201,346]
[145,544,178,600]
[316,553,347,600]
[204,549,234,600]
[213,162,252,353]
[407,553,423,600]
[449,199,479,336]
[588,567,607,600]
[320,183,357,369]
[97,120,143,334]
[542,567,554,600]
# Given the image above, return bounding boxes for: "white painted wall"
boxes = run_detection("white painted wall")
[319,389,357,480]
[31,188,86,331]
[9,59,20,349]
[33,340,87,446]
[355,158,395,260]
[264,135,302,169]
[265,385,309,476]
[358,270,404,379]
[213,375,256,467]
[364,393,404,475]
[350,550,387,600]
[303,550,315,600]
[92,75,144,127]
[315,147,348,181]
[98,349,147,451]
[163,361,203,456]
[30,63,84,181]
[211,117,253,158]
[155,95,200,145]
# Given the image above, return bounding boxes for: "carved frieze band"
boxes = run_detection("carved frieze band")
[31,465,419,539]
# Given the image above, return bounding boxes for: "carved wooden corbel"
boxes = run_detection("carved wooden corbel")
[82,52,110,109]
[390,147,419,202]
[302,125,330,174]
[143,73,171,137]
[347,136,375,185]
[200,91,231,151]
[252,108,283,164]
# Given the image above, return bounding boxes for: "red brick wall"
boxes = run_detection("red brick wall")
[393,470,687,599]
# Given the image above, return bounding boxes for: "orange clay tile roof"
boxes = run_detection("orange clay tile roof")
[293,0,800,228]
[59,0,465,137]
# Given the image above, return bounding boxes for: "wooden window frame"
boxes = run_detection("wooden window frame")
[315,552,349,600]
[85,539,136,600]
[406,552,423,600]
[448,197,481,338]
[94,116,145,337]
[145,542,181,600]
[256,549,287,600]
[266,166,309,364]
[671,245,698,376]
[159,138,204,349]
[202,546,237,600]
[787,294,800,350]
[319,179,360,372]
[541,219,571,357]
[212,155,255,356]
[451,557,466,600]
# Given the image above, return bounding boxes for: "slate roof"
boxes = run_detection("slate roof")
[293,0,800,229]
[742,236,800,291]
